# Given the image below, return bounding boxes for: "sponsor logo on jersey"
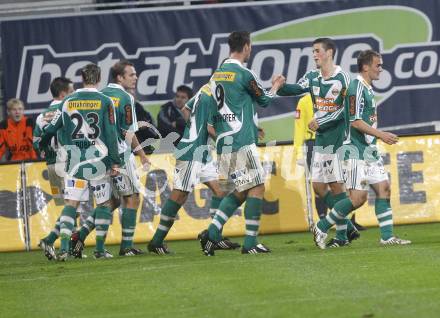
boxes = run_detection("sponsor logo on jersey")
[369,114,377,123]
[212,72,236,82]
[110,97,120,107]
[315,97,339,112]
[349,96,356,116]
[67,100,102,111]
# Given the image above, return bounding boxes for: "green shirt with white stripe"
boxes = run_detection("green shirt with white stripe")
[33,100,64,165]
[344,75,379,161]
[41,88,121,179]
[175,84,217,163]
[101,83,138,166]
[278,66,350,151]
[209,58,276,154]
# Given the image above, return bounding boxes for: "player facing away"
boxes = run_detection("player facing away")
[40,63,121,260]
[277,37,360,244]
[199,31,285,255]
[315,50,411,248]
[147,83,240,254]
[71,60,150,257]
[34,77,74,260]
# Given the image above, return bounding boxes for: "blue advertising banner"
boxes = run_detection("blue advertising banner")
[2,0,440,140]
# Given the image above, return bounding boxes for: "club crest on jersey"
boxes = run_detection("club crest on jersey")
[313,86,320,96]
[331,88,340,96]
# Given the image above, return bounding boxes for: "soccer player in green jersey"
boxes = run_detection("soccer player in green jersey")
[199,31,285,255]
[147,83,240,254]
[34,77,74,260]
[72,61,150,257]
[317,50,411,247]
[40,63,121,260]
[278,38,360,246]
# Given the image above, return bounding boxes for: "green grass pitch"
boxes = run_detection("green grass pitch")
[1,223,439,318]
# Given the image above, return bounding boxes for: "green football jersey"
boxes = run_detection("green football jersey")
[33,100,63,165]
[278,66,350,151]
[175,84,217,163]
[344,75,379,161]
[41,88,121,180]
[209,58,276,153]
[101,83,138,165]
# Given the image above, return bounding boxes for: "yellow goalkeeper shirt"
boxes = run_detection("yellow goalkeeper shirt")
[294,94,315,160]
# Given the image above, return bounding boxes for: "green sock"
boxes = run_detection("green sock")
[318,198,354,233]
[44,216,61,244]
[59,206,77,252]
[375,198,393,240]
[323,191,334,209]
[332,192,356,232]
[209,196,222,219]
[151,200,181,246]
[79,210,96,241]
[94,206,112,253]
[243,197,263,249]
[121,208,137,250]
[208,194,241,242]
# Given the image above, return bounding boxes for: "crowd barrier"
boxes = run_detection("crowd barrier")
[0,135,439,252]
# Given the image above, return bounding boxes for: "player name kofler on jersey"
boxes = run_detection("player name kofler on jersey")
[213,113,237,123]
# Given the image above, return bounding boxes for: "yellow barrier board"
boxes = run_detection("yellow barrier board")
[0,164,26,251]
[2,135,440,252]
[354,136,440,227]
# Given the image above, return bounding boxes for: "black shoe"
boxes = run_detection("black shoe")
[38,239,57,261]
[241,243,271,254]
[326,238,350,248]
[347,228,361,242]
[353,221,367,231]
[70,232,84,259]
[119,247,144,256]
[147,242,171,255]
[215,237,241,250]
[198,230,216,256]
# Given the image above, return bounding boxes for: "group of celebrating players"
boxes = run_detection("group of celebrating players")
[35,30,410,261]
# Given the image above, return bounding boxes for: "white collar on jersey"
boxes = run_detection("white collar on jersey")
[76,87,99,92]
[107,83,126,91]
[357,75,373,90]
[50,99,62,106]
[318,65,342,79]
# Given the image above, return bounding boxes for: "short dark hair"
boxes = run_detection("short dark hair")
[50,77,73,98]
[176,85,193,99]
[313,38,337,59]
[357,50,381,72]
[81,63,101,85]
[111,60,134,82]
[228,31,251,53]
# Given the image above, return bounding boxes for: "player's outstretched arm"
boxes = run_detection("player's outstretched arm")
[351,120,398,145]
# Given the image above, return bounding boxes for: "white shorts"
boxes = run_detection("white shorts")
[218,144,265,193]
[63,175,112,205]
[173,159,218,193]
[342,158,388,191]
[47,164,64,206]
[112,154,141,197]
[311,152,343,184]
